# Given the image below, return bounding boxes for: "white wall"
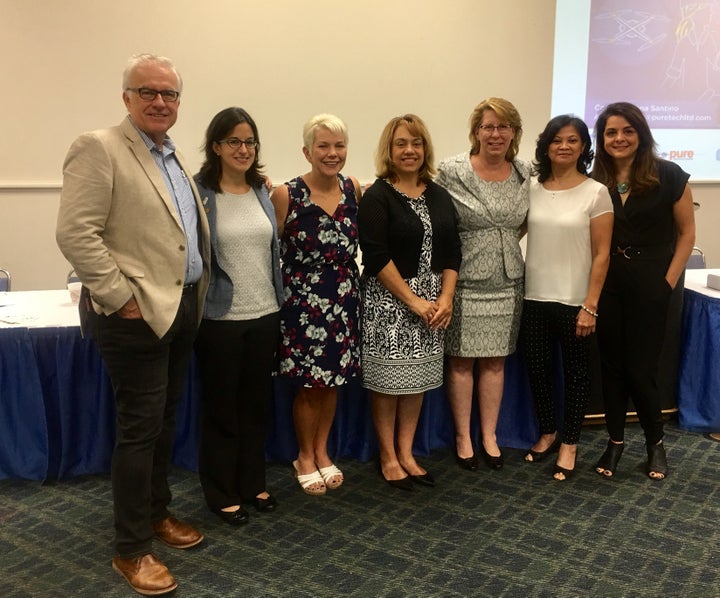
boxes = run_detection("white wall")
[0,0,717,290]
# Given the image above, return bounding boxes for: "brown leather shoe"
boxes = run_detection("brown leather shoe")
[152,516,203,549]
[112,554,177,596]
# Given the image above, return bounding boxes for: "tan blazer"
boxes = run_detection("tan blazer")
[56,118,210,338]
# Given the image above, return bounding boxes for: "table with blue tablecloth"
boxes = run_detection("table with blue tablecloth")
[4,270,717,482]
[677,269,720,433]
[0,290,539,481]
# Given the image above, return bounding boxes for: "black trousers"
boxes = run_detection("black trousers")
[520,300,591,445]
[597,256,672,445]
[194,312,280,510]
[87,287,198,558]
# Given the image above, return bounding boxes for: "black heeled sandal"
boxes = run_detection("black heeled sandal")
[525,436,561,463]
[647,441,668,480]
[595,440,624,477]
[553,464,575,481]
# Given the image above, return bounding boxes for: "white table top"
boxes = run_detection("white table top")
[0,290,80,328]
[683,269,720,300]
[1,272,719,329]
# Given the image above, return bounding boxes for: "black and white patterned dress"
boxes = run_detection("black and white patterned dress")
[360,185,444,394]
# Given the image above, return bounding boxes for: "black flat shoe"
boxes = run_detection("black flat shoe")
[455,452,479,471]
[410,471,435,487]
[213,506,249,525]
[480,444,504,470]
[647,441,668,480]
[243,495,278,512]
[524,436,561,463]
[595,440,624,477]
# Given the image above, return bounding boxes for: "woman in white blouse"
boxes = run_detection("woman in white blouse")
[520,115,613,480]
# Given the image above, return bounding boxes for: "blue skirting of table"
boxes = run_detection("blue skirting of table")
[0,326,539,481]
[677,288,720,433]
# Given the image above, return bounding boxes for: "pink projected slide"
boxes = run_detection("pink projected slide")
[585,0,720,129]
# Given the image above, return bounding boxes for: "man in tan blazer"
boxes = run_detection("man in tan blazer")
[56,53,210,596]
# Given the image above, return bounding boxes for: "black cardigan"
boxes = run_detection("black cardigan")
[358,179,462,278]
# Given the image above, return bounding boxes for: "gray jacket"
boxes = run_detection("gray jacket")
[194,178,283,318]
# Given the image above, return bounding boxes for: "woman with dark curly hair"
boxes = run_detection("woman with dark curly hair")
[520,114,613,480]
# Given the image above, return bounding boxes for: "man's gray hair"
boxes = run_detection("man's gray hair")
[122,53,183,92]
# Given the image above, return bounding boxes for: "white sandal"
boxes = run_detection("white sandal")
[293,460,326,495]
[318,464,344,490]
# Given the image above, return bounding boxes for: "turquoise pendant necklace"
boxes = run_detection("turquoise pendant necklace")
[617,182,630,194]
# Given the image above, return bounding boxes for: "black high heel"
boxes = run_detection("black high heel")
[410,470,436,487]
[595,440,624,477]
[376,458,413,491]
[647,441,668,480]
[524,436,561,463]
[455,452,479,471]
[553,464,575,481]
[479,444,504,470]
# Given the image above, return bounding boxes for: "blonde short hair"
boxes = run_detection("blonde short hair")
[302,113,348,149]
[375,114,436,183]
[468,97,522,160]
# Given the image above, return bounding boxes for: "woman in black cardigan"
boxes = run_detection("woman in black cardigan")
[358,114,461,491]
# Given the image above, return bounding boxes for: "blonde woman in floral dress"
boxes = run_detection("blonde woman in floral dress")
[271,114,361,496]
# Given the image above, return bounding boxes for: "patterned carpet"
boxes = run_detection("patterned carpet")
[0,421,718,597]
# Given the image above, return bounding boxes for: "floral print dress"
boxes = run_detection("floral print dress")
[276,174,360,387]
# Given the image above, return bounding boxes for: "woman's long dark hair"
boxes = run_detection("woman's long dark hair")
[197,107,265,192]
[591,102,659,194]
[533,114,593,183]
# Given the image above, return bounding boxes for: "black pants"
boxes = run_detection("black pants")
[520,300,591,445]
[194,312,280,510]
[87,287,198,558]
[597,256,672,445]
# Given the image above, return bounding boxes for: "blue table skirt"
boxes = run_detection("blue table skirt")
[0,326,540,481]
[0,328,48,480]
[678,289,720,433]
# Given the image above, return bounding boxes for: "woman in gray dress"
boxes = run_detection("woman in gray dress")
[436,98,530,470]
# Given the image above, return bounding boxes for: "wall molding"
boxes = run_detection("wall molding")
[0,182,62,191]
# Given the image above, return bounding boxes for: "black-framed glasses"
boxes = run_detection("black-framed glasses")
[125,87,180,102]
[478,124,513,135]
[218,137,258,150]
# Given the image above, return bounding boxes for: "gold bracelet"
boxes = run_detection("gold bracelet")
[580,304,598,318]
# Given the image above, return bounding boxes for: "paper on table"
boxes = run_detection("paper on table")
[0,312,39,325]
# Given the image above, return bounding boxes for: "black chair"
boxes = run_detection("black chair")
[0,268,10,292]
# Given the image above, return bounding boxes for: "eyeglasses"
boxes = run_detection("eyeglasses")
[125,87,180,102]
[478,124,513,135]
[218,137,258,150]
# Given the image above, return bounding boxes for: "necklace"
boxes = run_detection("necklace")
[617,182,630,194]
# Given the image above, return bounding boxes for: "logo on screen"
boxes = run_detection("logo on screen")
[660,150,694,161]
